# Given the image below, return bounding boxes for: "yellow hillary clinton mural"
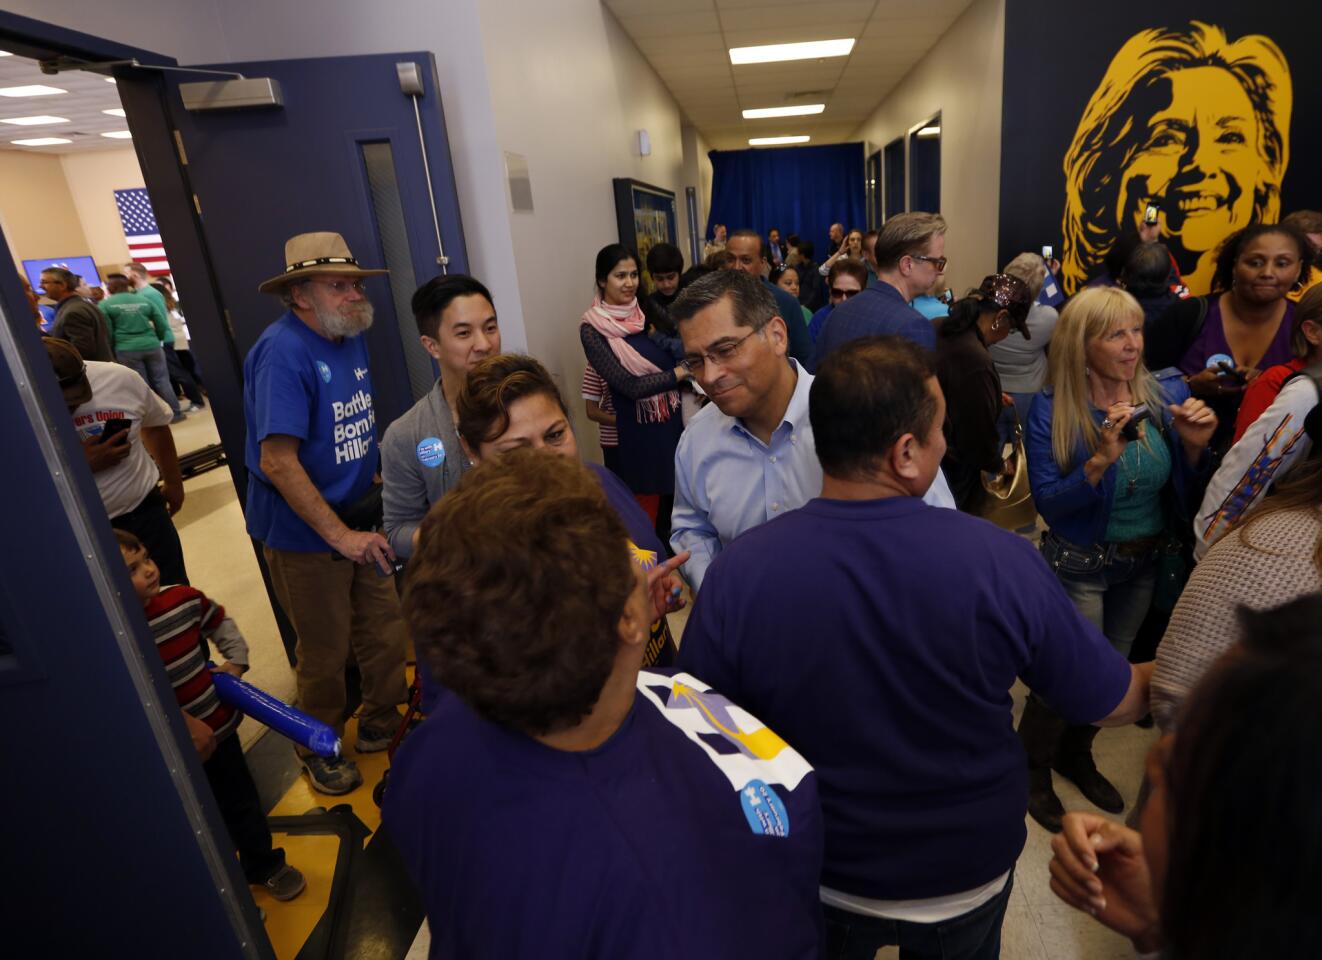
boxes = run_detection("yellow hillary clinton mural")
[1060,22,1292,296]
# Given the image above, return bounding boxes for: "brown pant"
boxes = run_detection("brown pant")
[263,546,408,753]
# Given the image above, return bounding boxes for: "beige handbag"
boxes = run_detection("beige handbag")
[978,414,1037,531]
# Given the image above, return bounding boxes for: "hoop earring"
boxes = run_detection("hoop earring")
[1292,280,1305,293]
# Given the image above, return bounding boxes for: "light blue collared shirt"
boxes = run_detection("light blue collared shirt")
[670,360,956,592]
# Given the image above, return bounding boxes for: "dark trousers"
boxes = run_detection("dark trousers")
[112,488,189,586]
[164,343,204,406]
[824,871,1014,960]
[203,733,285,883]
[176,346,204,387]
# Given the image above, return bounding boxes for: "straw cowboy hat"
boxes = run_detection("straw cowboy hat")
[257,231,389,294]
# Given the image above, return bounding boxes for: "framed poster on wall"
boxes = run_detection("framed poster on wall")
[612,178,677,290]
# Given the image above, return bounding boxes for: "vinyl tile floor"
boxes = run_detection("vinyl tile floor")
[170,404,296,746]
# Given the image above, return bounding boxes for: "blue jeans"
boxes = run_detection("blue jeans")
[117,347,180,415]
[1041,531,1157,657]
[823,871,1014,960]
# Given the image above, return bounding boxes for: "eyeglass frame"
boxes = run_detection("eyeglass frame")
[295,277,370,296]
[830,286,863,300]
[908,254,948,271]
[679,320,770,374]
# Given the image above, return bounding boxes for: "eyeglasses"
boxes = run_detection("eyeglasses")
[830,286,862,300]
[312,278,369,295]
[910,255,948,271]
[680,325,764,374]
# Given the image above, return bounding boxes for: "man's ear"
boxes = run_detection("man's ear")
[765,316,788,354]
[891,432,921,480]
[616,570,650,649]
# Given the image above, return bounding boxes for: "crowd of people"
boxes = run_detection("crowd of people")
[33,203,1322,956]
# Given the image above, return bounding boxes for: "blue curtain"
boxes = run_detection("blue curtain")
[706,142,866,259]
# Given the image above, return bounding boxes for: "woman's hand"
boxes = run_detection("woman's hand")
[1186,367,1246,399]
[647,550,691,620]
[1084,403,1131,486]
[1049,812,1162,951]
[673,364,692,382]
[1169,397,1217,463]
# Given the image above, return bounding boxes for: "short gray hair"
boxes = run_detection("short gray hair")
[669,269,777,330]
[279,279,310,309]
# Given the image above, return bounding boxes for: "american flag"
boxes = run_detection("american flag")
[114,187,171,276]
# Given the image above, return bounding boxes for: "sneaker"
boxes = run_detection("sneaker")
[170,412,186,424]
[301,754,363,795]
[185,402,206,413]
[356,720,399,753]
[256,864,306,902]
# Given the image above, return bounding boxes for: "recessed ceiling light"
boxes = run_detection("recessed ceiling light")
[729,39,854,65]
[916,126,941,137]
[11,137,72,146]
[0,85,67,98]
[105,77,117,84]
[101,131,133,139]
[103,108,126,118]
[749,135,811,146]
[742,104,826,120]
[0,115,69,126]
[0,50,12,57]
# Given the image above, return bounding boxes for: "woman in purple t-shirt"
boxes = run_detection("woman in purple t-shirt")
[1145,223,1312,452]
[453,353,686,667]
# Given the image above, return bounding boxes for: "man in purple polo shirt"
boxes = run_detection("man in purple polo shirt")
[814,212,947,367]
[676,336,1152,960]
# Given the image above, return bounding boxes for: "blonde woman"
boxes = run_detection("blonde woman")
[1018,286,1216,832]
[1060,22,1291,296]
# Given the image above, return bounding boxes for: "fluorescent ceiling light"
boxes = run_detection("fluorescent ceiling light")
[11,137,72,146]
[0,84,67,97]
[106,77,118,83]
[0,115,69,126]
[742,103,825,119]
[101,130,133,139]
[749,135,811,146]
[0,50,12,57]
[103,107,126,117]
[730,39,854,65]
[916,126,941,137]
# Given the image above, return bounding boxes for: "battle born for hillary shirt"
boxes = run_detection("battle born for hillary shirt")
[384,669,824,960]
[243,311,379,552]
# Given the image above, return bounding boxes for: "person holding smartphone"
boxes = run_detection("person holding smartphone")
[43,337,189,586]
[1021,287,1216,833]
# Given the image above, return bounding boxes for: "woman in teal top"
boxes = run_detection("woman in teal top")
[1020,286,1217,833]
[770,265,813,327]
[99,272,180,418]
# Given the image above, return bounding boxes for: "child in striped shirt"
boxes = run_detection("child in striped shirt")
[116,529,306,903]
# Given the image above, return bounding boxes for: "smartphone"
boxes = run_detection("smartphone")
[1121,403,1151,441]
[101,418,132,441]
[1041,245,1053,261]
[1216,360,1248,384]
[1144,203,1160,226]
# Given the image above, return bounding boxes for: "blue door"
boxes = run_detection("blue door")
[164,52,469,473]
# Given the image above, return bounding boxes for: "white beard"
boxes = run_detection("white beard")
[318,299,374,338]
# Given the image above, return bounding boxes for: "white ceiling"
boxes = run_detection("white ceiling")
[0,51,129,153]
[603,0,973,150]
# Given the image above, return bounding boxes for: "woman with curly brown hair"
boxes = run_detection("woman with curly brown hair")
[384,450,824,960]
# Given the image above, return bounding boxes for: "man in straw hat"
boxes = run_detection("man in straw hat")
[244,231,407,795]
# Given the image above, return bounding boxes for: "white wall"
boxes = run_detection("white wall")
[59,148,146,268]
[851,0,1006,293]
[0,149,91,271]
[475,0,691,460]
[682,122,715,249]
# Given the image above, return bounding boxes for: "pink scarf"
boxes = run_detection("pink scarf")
[580,296,679,423]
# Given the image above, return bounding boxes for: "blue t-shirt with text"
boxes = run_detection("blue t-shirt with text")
[243,311,379,551]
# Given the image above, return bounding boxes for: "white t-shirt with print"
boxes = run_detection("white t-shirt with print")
[71,361,174,518]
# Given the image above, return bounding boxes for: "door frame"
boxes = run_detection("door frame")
[0,10,271,956]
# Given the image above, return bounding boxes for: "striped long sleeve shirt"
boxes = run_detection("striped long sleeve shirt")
[144,585,250,741]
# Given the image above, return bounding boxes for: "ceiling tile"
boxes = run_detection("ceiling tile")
[616,10,721,38]
[604,0,714,16]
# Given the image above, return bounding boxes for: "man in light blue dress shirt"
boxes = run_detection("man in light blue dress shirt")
[668,271,954,592]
